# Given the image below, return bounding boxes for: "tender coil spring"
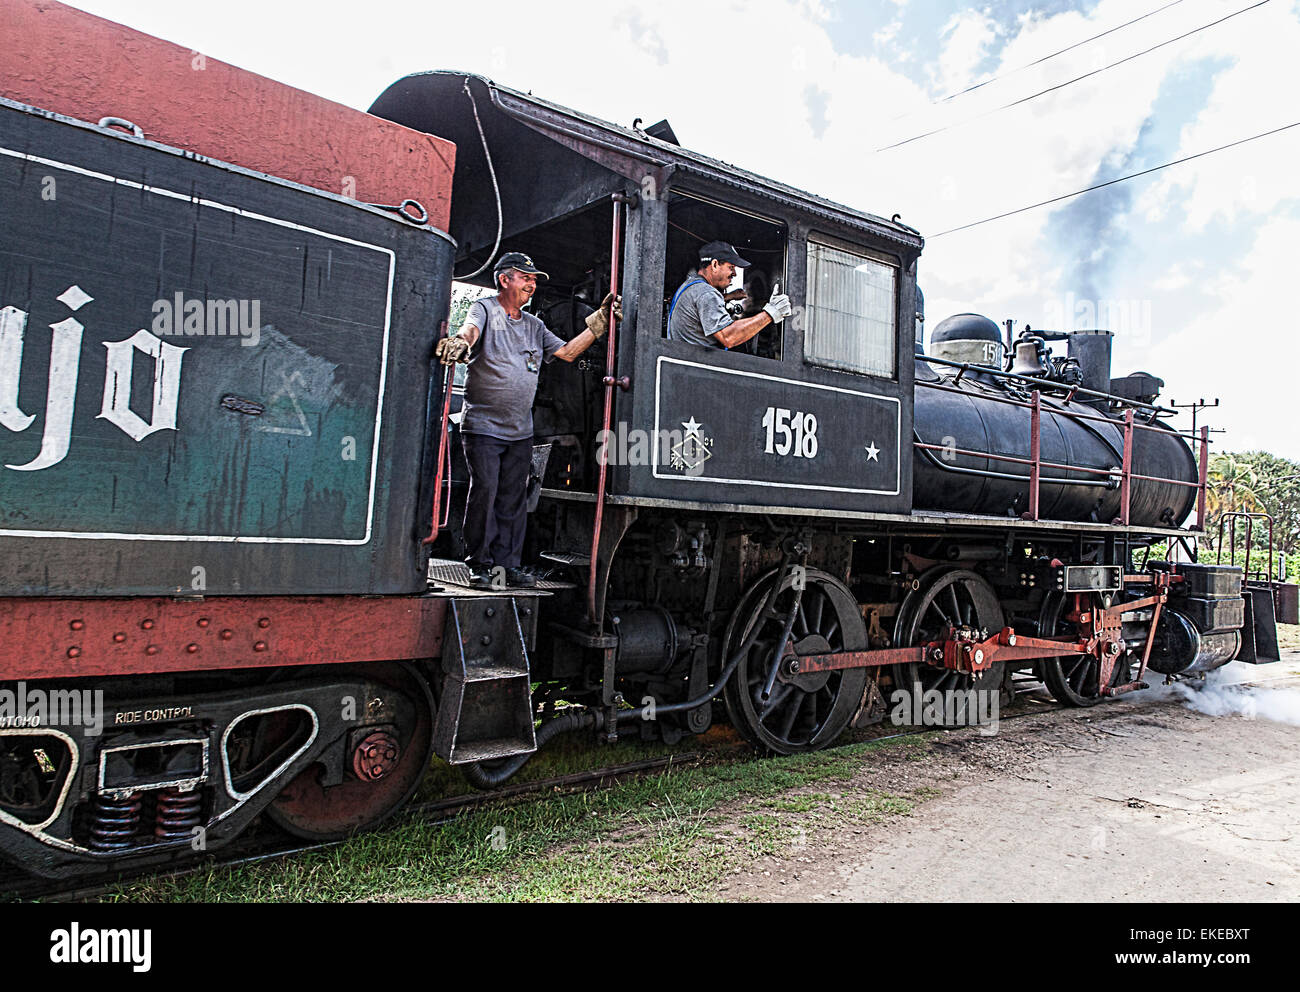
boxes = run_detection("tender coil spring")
[88,792,143,851]
[154,787,203,840]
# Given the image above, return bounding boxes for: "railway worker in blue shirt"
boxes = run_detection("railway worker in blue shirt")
[667,241,791,349]
[436,252,619,589]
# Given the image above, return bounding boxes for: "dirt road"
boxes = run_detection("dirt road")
[717,656,1300,902]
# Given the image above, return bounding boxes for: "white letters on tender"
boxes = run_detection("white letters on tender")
[0,286,187,471]
[98,329,187,442]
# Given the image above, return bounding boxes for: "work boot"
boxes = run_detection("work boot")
[466,560,494,589]
[505,566,536,588]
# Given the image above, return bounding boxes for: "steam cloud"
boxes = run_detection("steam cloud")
[1169,669,1300,727]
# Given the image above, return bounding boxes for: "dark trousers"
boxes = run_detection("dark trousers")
[462,433,532,568]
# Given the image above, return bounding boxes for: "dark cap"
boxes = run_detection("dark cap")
[493,251,549,280]
[698,241,752,268]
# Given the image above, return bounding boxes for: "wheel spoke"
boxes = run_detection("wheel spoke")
[1072,660,1093,693]
[951,689,969,721]
[777,691,805,740]
[945,585,962,628]
[809,590,826,637]
[817,684,833,714]
[795,600,809,636]
[927,599,953,629]
[1063,657,1087,683]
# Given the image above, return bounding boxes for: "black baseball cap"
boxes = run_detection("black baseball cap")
[698,241,752,268]
[493,251,549,279]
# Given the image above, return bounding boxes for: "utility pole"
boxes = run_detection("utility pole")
[1169,397,1219,438]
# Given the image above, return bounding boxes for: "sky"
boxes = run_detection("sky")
[58,0,1300,459]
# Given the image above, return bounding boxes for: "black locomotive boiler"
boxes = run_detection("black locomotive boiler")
[0,4,1282,880]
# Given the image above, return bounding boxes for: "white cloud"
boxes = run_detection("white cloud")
[931,10,1000,96]
[1125,211,1300,455]
[1137,0,1300,230]
[1152,264,1193,291]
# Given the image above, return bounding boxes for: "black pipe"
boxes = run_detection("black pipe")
[463,709,604,790]
[759,577,804,705]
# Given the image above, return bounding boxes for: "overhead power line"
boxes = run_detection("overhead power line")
[894,0,1187,120]
[929,119,1300,237]
[878,0,1271,152]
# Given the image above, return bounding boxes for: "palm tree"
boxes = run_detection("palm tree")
[1204,453,1263,557]
[1207,453,1262,516]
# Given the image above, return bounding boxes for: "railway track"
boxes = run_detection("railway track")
[5,665,1294,903]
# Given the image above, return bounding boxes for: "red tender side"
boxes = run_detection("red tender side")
[0,0,454,229]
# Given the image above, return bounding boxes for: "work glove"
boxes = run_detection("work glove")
[763,293,792,324]
[585,293,623,339]
[436,335,469,365]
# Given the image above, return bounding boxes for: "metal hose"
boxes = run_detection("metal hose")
[463,709,603,790]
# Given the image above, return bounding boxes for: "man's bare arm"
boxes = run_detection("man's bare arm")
[713,311,773,350]
[459,323,481,348]
[553,328,599,362]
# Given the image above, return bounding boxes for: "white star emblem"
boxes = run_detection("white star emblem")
[682,416,703,436]
[864,441,880,462]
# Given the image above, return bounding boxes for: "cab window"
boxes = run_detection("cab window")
[804,239,897,378]
[663,191,787,360]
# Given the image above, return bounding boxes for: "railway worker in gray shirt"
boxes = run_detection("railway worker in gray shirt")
[436,252,619,588]
[667,241,791,349]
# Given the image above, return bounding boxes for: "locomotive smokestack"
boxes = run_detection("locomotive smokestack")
[1066,330,1113,403]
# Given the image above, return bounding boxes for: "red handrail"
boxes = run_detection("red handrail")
[1197,426,1210,528]
[422,321,454,545]
[1118,408,1134,525]
[587,198,625,626]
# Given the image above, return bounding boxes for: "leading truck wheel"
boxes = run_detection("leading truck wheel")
[264,661,435,840]
[891,569,1006,725]
[1038,592,1129,707]
[723,569,868,756]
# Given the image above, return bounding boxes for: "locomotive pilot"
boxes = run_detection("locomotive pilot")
[667,240,791,349]
[436,252,619,589]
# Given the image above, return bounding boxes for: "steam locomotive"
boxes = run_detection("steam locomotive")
[0,1,1284,878]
